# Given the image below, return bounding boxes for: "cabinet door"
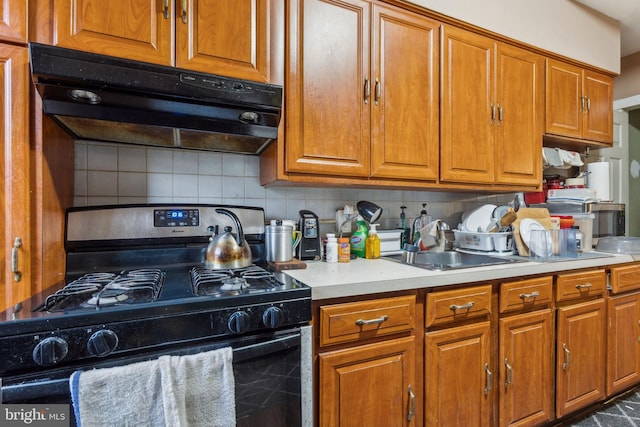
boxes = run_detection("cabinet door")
[176,0,279,82]
[425,322,491,427]
[545,59,583,139]
[0,0,26,43]
[494,44,543,186]
[440,26,494,184]
[54,0,174,65]
[556,299,606,418]
[286,0,370,177]
[0,45,31,313]
[499,309,554,427]
[319,336,416,427]
[369,5,439,181]
[606,292,640,396]
[583,69,613,144]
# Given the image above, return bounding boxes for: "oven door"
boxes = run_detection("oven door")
[1,325,312,427]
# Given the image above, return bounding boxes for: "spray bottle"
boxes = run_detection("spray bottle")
[350,216,368,258]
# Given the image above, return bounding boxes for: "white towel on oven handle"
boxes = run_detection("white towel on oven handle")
[160,347,235,427]
[70,347,235,427]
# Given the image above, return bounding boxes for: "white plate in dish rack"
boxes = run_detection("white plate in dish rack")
[519,218,553,257]
[462,204,497,232]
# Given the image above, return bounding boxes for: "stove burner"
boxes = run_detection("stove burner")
[191,265,281,297]
[40,269,164,312]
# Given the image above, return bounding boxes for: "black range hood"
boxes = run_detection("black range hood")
[29,43,283,155]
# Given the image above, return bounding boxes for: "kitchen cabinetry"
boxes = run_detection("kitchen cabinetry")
[0,44,31,313]
[316,295,417,426]
[282,0,439,180]
[546,58,613,144]
[440,26,543,187]
[43,0,282,82]
[0,0,27,43]
[554,269,606,418]
[424,285,492,427]
[497,277,554,427]
[606,264,640,396]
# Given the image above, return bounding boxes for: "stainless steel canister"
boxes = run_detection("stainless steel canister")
[265,225,294,262]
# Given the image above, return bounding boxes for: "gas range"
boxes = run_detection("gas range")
[0,204,311,376]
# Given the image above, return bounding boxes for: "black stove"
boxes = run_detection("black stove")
[0,204,311,377]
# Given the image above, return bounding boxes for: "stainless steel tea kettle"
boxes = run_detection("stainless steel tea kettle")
[205,209,252,269]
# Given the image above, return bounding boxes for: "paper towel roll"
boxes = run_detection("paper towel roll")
[587,162,610,201]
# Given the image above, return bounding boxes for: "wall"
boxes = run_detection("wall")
[407,0,620,73]
[614,52,640,100]
[74,141,516,233]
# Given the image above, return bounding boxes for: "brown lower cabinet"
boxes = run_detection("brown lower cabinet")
[314,267,640,426]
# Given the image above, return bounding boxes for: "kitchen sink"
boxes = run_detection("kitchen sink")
[384,251,524,271]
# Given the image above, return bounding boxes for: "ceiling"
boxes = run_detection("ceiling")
[574,0,640,57]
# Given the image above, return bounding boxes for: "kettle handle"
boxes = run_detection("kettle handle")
[215,209,245,246]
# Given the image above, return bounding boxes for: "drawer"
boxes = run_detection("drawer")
[319,295,415,347]
[556,269,606,302]
[610,264,640,294]
[426,284,492,327]
[500,276,553,313]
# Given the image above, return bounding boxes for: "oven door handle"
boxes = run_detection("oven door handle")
[2,331,303,403]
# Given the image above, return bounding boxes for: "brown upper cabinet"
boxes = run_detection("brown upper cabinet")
[283,0,439,181]
[546,58,613,144]
[0,0,27,44]
[440,26,544,187]
[45,0,283,83]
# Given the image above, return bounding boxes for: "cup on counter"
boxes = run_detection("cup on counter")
[528,229,553,260]
[550,228,578,258]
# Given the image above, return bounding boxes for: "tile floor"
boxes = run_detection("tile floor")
[564,387,640,426]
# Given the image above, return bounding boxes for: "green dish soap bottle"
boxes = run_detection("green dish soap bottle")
[350,217,368,258]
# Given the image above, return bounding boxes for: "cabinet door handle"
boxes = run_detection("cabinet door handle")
[504,358,512,389]
[355,315,388,326]
[586,96,591,112]
[163,0,169,19]
[374,78,381,106]
[497,104,504,125]
[519,291,539,300]
[181,0,188,24]
[484,363,492,395]
[575,283,593,290]
[11,237,22,282]
[490,104,496,124]
[450,302,474,311]
[562,343,571,371]
[364,78,370,104]
[580,96,586,112]
[407,384,416,422]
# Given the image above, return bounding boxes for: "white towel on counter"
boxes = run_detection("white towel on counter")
[70,347,235,427]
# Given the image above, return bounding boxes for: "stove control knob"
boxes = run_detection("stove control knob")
[33,336,68,366]
[87,329,119,357]
[228,311,251,334]
[263,306,284,329]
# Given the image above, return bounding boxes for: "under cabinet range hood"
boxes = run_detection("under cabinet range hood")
[29,43,282,155]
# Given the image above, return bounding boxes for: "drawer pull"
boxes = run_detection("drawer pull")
[484,363,492,396]
[11,237,22,282]
[407,385,415,422]
[450,302,474,311]
[575,283,593,290]
[519,291,539,299]
[562,343,571,371]
[355,315,389,326]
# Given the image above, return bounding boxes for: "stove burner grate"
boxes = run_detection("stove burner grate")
[191,265,281,297]
[41,269,165,312]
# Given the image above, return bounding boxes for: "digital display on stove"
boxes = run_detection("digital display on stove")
[154,209,200,227]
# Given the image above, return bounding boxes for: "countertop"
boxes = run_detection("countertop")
[284,252,637,300]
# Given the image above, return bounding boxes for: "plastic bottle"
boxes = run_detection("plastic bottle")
[574,226,584,252]
[365,224,380,259]
[325,234,338,263]
[350,217,368,258]
[338,238,350,263]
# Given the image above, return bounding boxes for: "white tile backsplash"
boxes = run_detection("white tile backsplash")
[75,141,517,229]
